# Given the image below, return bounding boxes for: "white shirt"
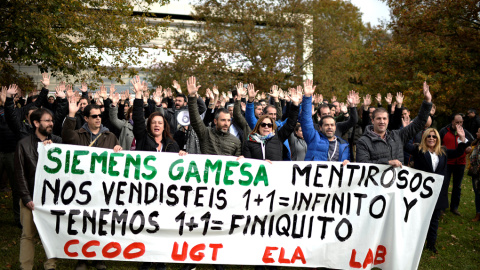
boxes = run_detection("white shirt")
[429,151,439,172]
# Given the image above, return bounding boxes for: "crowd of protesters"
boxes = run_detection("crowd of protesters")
[1,73,479,269]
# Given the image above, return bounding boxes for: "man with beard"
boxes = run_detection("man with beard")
[356,82,433,166]
[15,108,62,270]
[161,89,206,135]
[186,76,241,157]
[183,76,240,270]
[298,80,350,164]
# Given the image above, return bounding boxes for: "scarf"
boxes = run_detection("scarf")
[248,132,274,143]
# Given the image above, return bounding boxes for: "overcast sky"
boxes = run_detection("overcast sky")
[350,0,390,26]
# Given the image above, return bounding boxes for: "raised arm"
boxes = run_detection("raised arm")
[298,80,317,145]
[186,76,208,138]
[399,82,433,144]
[277,88,300,142]
[245,83,259,129]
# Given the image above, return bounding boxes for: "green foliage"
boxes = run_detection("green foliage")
[0,0,171,83]
[0,62,35,93]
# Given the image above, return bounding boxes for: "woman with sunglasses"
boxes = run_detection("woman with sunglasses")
[240,90,301,162]
[406,125,467,254]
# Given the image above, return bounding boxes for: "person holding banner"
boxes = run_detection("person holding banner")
[299,79,357,164]
[356,81,433,167]
[62,96,122,270]
[15,108,62,270]
[405,126,468,254]
[182,75,235,270]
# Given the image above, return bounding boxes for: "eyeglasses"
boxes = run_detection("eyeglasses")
[90,114,102,119]
[427,135,437,139]
[40,120,53,123]
[260,123,273,128]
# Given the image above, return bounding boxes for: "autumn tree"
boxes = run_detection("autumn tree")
[149,0,365,98]
[0,0,170,84]
[352,0,480,118]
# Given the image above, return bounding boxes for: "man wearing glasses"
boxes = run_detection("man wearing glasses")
[61,96,122,270]
[62,96,121,150]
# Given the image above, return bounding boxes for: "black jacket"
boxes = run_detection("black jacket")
[132,99,180,152]
[15,134,62,205]
[406,143,467,210]
[243,105,299,161]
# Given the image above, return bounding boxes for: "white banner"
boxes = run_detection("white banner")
[33,144,442,269]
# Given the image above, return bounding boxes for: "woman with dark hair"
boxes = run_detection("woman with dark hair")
[406,125,467,254]
[133,101,180,153]
[241,90,301,161]
[131,76,185,270]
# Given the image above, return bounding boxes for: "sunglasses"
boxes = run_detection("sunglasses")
[90,114,102,119]
[427,135,437,139]
[260,123,273,128]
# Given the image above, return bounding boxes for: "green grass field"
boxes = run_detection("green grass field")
[1,176,479,270]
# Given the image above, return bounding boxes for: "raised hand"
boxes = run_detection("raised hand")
[55,85,66,99]
[363,94,371,109]
[66,84,74,98]
[79,82,88,93]
[247,83,258,102]
[348,90,360,107]
[456,124,466,141]
[236,83,246,100]
[269,85,279,100]
[385,93,392,104]
[290,88,301,106]
[227,91,233,99]
[166,87,173,98]
[172,80,182,93]
[68,95,80,117]
[41,72,50,88]
[130,76,143,99]
[303,79,316,97]
[152,91,162,106]
[100,84,108,100]
[395,92,404,105]
[142,81,148,92]
[340,102,348,114]
[112,93,120,106]
[109,84,116,100]
[423,81,432,102]
[186,76,201,97]
[375,93,382,104]
[7,84,18,97]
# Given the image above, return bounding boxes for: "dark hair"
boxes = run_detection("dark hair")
[251,115,277,134]
[31,95,39,100]
[175,94,187,102]
[259,99,267,104]
[402,107,409,112]
[294,122,301,132]
[214,108,230,120]
[319,115,335,126]
[254,102,262,110]
[79,97,90,104]
[126,106,133,121]
[30,108,53,126]
[263,104,276,115]
[147,112,173,140]
[372,107,389,120]
[83,104,101,117]
[449,113,464,122]
[317,104,330,114]
[468,108,477,114]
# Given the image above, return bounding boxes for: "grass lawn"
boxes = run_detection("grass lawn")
[1,176,479,270]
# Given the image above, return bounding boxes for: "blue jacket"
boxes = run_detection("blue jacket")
[245,101,291,160]
[299,96,350,161]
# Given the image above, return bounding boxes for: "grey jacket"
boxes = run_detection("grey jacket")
[109,105,134,150]
[188,96,241,156]
[356,101,432,164]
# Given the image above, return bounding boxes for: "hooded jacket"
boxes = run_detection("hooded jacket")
[61,116,119,148]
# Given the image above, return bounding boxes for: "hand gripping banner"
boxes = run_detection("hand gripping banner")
[33,144,442,269]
